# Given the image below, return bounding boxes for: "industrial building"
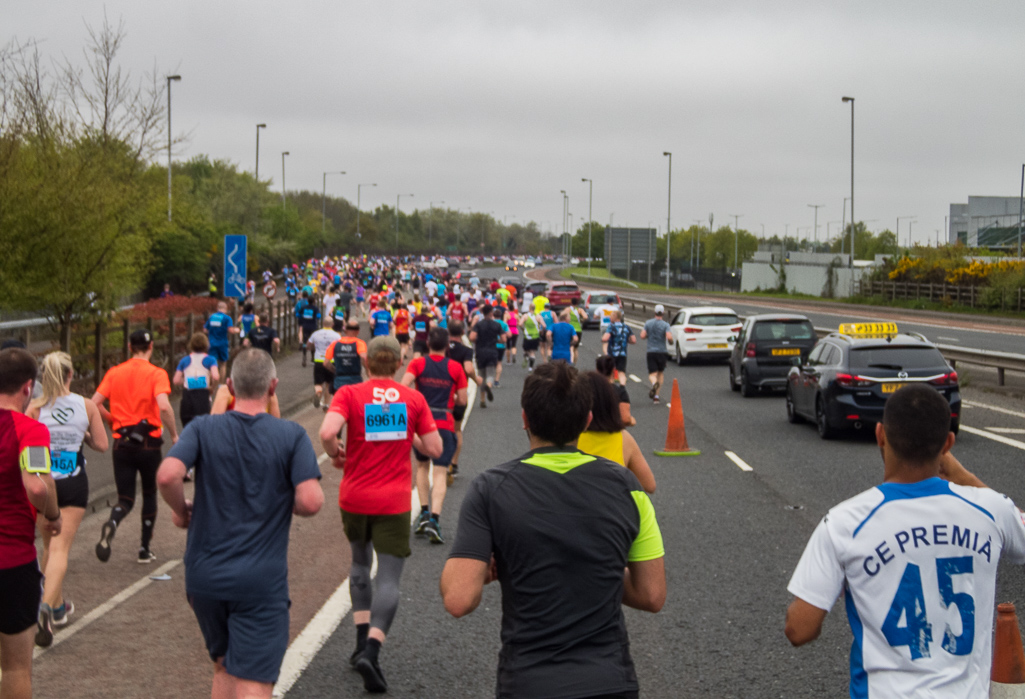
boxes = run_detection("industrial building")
[948,196,1024,248]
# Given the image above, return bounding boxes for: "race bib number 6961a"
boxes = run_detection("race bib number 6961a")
[364,402,408,441]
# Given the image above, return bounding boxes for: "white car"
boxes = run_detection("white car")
[522,259,536,269]
[668,306,742,364]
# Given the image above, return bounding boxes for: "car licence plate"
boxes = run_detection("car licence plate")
[707,343,728,349]
[881,383,904,393]
[771,348,800,356]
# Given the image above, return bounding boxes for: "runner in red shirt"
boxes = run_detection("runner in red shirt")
[318,336,442,694]
[0,348,61,699]
[401,328,467,545]
[392,302,411,363]
[447,298,467,326]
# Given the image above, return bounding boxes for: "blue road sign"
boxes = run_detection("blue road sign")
[223,235,248,298]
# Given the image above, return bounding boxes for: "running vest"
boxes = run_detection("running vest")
[180,352,214,390]
[568,309,582,333]
[522,314,540,340]
[37,394,89,479]
[331,338,363,382]
[418,356,455,425]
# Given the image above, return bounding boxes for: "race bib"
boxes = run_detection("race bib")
[52,451,78,477]
[186,376,208,390]
[414,321,427,332]
[364,403,408,441]
[303,309,315,319]
[209,320,221,327]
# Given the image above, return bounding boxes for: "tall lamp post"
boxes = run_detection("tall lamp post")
[280,152,289,208]
[166,74,181,222]
[560,190,568,258]
[322,171,346,234]
[255,123,266,180]
[396,193,413,250]
[428,201,444,249]
[730,214,743,270]
[896,216,916,249]
[807,205,823,250]
[1018,164,1024,258]
[356,183,377,239]
[581,178,593,274]
[841,96,855,293]
[663,152,672,290]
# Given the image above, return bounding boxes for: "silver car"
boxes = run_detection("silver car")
[582,290,623,329]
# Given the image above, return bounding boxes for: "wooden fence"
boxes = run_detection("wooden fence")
[12,299,300,393]
[857,280,1025,311]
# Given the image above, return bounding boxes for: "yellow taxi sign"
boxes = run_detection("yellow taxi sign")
[838,322,899,338]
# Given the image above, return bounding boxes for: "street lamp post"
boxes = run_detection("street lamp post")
[807,205,823,250]
[581,178,593,274]
[428,201,444,249]
[896,216,916,249]
[663,152,672,290]
[730,214,743,270]
[396,193,414,250]
[1018,164,1024,258]
[280,152,289,208]
[166,75,181,222]
[255,123,266,181]
[842,96,855,293]
[560,191,568,258]
[839,197,850,255]
[322,171,346,235]
[356,183,377,239]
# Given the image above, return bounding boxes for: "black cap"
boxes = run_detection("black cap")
[129,330,153,347]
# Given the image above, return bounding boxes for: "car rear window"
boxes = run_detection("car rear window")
[589,294,618,304]
[690,313,739,327]
[751,321,815,341]
[552,285,578,293]
[849,346,947,370]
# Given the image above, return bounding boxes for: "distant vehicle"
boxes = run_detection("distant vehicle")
[522,259,536,269]
[525,280,550,298]
[787,322,960,439]
[547,282,582,310]
[669,306,741,364]
[433,257,449,270]
[505,263,519,272]
[569,257,581,265]
[581,290,622,329]
[728,314,817,396]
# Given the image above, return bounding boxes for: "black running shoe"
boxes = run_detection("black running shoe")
[96,520,116,562]
[484,384,494,402]
[137,548,157,564]
[35,604,54,648]
[424,518,445,545]
[355,655,388,693]
[349,645,365,668]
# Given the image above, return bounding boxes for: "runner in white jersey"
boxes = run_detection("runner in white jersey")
[307,316,342,410]
[785,384,1025,699]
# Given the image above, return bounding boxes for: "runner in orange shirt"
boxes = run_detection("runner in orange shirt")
[392,301,411,363]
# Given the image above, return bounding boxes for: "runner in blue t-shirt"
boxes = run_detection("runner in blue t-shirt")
[370,299,394,337]
[547,311,578,364]
[203,301,238,365]
[294,292,321,367]
[601,310,636,387]
[238,302,256,340]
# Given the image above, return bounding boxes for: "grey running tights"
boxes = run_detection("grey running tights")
[349,541,406,635]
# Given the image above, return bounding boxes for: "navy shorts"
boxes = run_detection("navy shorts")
[0,561,42,635]
[188,594,290,684]
[209,344,230,363]
[413,428,457,467]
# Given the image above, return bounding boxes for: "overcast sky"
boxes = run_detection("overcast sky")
[8,1,1025,245]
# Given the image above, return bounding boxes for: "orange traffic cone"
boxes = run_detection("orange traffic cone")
[992,603,1025,697]
[653,379,700,457]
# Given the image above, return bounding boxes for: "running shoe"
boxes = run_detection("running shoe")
[484,384,494,402]
[349,645,365,668]
[51,600,75,627]
[522,358,528,368]
[653,395,661,403]
[95,520,116,562]
[302,353,307,368]
[494,380,501,388]
[653,380,661,397]
[137,548,157,564]
[424,518,445,544]
[35,604,54,648]
[480,400,487,409]
[413,510,431,536]
[648,384,657,400]
[312,393,320,409]
[354,655,388,693]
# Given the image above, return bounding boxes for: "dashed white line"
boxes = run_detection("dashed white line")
[628,374,642,383]
[960,425,1025,451]
[985,427,1025,435]
[963,400,1025,420]
[724,451,754,472]
[937,336,960,342]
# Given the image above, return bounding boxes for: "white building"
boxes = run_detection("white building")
[948,196,1024,248]
[741,251,876,298]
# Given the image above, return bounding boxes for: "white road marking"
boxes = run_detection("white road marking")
[963,400,1025,420]
[33,558,182,659]
[628,374,642,383]
[985,427,1025,435]
[937,336,960,342]
[724,451,754,472]
[960,425,1025,451]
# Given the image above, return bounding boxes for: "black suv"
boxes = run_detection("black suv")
[785,326,961,439]
[729,314,817,396]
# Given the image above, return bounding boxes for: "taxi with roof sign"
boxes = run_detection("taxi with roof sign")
[785,321,960,439]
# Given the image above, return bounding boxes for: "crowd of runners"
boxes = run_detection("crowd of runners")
[1,253,1020,699]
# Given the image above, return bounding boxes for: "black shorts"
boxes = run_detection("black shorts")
[477,350,499,370]
[413,339,429,355]
[612,355,628,372]
[313,362,333,386]
[56,468,89,509]
[507,334,519,348]
[189,594,290,684]
[180,388,212,427]
[497,348,506,362]
[646,352,668,374]
[396,333,410,345]
[299,323,317,338]
[452,404,467,424]
[0,560,42,635]
[522,338,540,351]
[413,429,457,467]
[341,510,411,558]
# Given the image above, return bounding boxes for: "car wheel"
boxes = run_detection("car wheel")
[729,364,739,392]
[740,369,756,397]
[816,397,836,440]
[676,344,685,366]
[786,386,804,424]
[950,418,960,435]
